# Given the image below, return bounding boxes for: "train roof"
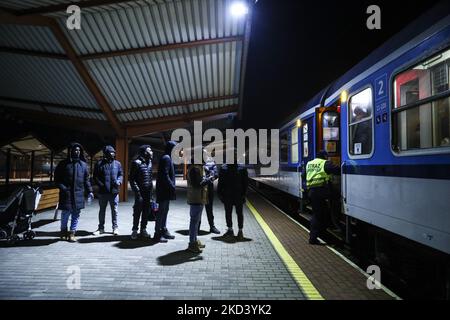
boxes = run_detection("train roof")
[279,1,450,131]
[324,1,450,104]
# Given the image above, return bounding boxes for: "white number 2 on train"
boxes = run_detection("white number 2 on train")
[378,80,384,96]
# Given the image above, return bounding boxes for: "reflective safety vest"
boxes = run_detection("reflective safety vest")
[306,158,331,188]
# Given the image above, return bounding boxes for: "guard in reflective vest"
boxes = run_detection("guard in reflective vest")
[305,150,340,244]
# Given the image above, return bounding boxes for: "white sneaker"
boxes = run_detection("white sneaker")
[140,229,150,238]
[113,228,119,235]
[131,230,138,240]
[93,229,105,236]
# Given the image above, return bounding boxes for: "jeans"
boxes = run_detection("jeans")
[155,200,170,234]
[189,204,204,243]
[98,193,119,230]
[61,209,81,232]
[225,203,244,229]
[133,192,150,231]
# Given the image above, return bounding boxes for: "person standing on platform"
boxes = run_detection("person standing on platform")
[154,141,177,243]
[54,142,93,242]
[305,150,340,245]
[93,145,123,236]
[186,160,213,253]
[217,154,248,241]
[199,151,220,234]
[129,145,154,240]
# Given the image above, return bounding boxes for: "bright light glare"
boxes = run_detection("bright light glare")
[230,2,249,17]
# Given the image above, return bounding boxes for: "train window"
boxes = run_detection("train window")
[291,126,299,163]
[393,48,450,152]
[322,111,339,154]
[280,132,288,163]
[348,88,374,156]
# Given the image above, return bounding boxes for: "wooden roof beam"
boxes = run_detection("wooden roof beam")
[0,46,68,60]
[46,19,125,137]
[0,96,102,113]
[125,105,238,137]
[81,36,244,61]
[116,94,238,114]
[16,0,137,16]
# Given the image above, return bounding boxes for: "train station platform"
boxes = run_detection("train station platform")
[0,184,399,300]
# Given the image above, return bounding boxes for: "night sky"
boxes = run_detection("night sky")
[241,0,442,129]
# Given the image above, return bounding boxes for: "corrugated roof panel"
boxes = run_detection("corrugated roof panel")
[84,41,241,110]
[0,24,65,54]
[0,53,99,108]
[57,0,245,55]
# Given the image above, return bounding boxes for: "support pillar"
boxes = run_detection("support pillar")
[30,150,35,184]
[6,148,11,191]
[115,137,129,202]
[50,151,54,182]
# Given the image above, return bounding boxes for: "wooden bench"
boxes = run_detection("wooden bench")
[36,188,59,211]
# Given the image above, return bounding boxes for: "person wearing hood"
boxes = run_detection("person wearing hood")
[129,145,154,240]
[154,141,177,243]
[217,150,249,241]
[93,145,123,236]
[54,142,93,242]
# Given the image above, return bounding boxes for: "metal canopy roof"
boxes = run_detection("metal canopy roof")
[0,0,252,137]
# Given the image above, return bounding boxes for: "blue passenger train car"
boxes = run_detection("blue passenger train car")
[250,1,450,285]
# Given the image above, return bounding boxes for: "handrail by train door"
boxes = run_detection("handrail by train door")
[341,161,347,203]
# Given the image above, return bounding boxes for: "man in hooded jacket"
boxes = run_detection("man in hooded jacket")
[54,142,93,242]
[129,145,154,240]
[154,141,177,243]
[93,145,123,235]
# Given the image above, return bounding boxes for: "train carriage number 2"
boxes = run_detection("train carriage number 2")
[378,80,384,96]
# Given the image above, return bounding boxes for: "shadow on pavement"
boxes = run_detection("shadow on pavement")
[157,250,203,266]
[31,219,56,229]
[212,235,253,244]
[0,239,59,247]
[35,230,92,238]
[176,230,210,236]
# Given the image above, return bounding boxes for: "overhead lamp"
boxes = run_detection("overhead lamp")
[230,2,249,17]
[341,90,348,103]
[296,119,302,128]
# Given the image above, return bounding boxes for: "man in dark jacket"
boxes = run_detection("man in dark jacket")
[54,142,93,242]
[199,152,220,234]
[217,160,248,241]
[93,145,123,236]
[129,145,153,240]
[154,141,177,243]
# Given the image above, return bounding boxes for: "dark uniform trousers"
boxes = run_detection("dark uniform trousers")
[133,187,152,231]
[308,186,330,242]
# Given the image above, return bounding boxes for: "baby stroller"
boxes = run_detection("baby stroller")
[0,186,42,244]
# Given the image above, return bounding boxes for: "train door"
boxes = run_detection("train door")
[316,105,343,232]
[300,116,315,195]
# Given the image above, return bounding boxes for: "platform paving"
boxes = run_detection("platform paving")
[0,185,305,300]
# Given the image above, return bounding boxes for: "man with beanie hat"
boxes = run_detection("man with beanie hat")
[154,141,177,243]
[54,142,93,242]
[93,145,123,235]
[129,145,154,240]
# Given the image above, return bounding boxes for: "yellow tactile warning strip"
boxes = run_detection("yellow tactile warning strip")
[246,190,396,300]
[246,199,324,300]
